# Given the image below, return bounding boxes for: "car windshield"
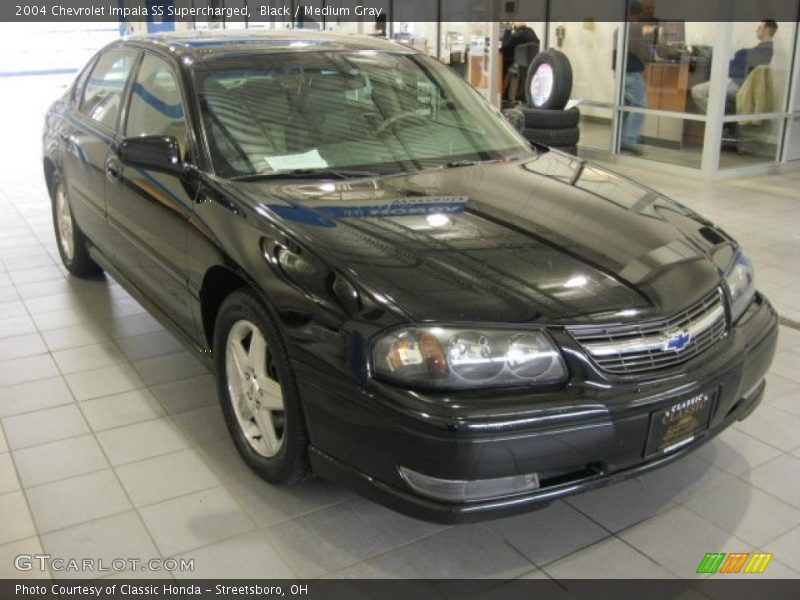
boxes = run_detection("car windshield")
[195,49,529,178]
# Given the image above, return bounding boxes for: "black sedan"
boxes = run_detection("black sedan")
[43,30,777,523]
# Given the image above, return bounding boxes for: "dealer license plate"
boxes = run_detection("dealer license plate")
[645,390,716,457]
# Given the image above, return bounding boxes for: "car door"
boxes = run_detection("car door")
[61,47,139,256]
[105,50,198,337]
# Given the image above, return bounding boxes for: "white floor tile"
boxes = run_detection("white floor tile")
[0,491,38,544]
[80,389,165,431]
[336,525,532,580]
[264,498,446,578]
[683,478,800,547]
[486,500,609,566]
[0,376,75,418]
[65,363,145,401]
[543,536,675,579]
[741,454,800,509]
[96,417,189,466]
[40,512,158,580]
[52,341,128,374]
[173,530,295,579]
[0,537,50,578]
[115,449,220,507]
[3,403,88,449]
[139,486,255,556]
[619,506,754,578]
[13,435,109,488]
[26,469,132,532]
[0,452,20,495]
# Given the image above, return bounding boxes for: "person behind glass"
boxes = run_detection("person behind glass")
[501,22,539,101]
[618,0,660,155]
[690,20,777,114]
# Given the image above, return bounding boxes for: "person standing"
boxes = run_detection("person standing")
[618,0,658,154]
[501,22,539,102]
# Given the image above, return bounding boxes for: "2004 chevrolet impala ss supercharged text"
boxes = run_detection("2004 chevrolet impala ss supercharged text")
[43,31,777,523]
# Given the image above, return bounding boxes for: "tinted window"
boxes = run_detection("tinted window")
[80,48,137,130]
[125,53,188,157]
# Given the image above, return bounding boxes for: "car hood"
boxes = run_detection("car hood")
[231,152,734,324]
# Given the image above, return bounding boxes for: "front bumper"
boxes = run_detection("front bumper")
[295,293,778,523]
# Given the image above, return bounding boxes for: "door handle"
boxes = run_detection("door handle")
[105,158,122,182]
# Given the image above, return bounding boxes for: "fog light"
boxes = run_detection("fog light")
[399,466,540,503]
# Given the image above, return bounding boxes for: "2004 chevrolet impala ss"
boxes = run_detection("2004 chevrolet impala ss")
[43,31,777,523]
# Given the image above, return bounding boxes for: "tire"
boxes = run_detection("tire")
[214,289,310,485]
[523,126,580,147]
[525,49,573,110]
[50,174,102,277]
[521,106,580,129]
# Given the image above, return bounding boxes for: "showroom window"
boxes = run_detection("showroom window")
[79,47,138,130]
[716,19,797,169]
[616,20,713,166]
[125,53,188,158]
[547,7,625,153]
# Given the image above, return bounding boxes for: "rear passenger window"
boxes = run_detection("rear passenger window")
[79,48,138,130]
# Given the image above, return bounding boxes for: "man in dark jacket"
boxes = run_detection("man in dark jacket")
[501,23,539,101]
[691,20,777,113]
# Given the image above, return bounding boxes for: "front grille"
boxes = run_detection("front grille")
[568,288,727,375]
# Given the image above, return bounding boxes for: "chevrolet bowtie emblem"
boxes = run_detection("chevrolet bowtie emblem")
[664,330,692,351]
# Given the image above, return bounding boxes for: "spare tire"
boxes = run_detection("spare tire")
[525,49,573,110]
[523,127,580,147]
[521,106,580,129]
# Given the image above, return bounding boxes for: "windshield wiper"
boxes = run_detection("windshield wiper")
[437,158,506,170]
[231,168,382,182]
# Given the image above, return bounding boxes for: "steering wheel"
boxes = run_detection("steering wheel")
[375,111,430,136]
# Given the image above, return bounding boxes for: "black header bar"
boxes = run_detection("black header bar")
[3,0,800,23]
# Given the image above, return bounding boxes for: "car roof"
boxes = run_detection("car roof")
[125,29,410,62]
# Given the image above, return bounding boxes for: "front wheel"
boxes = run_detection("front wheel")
[51,175,102,277]
[214,289,310,484]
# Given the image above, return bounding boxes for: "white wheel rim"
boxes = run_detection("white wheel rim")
[531,63,554,107]
[55,184,74,261]
[225,319,286,458]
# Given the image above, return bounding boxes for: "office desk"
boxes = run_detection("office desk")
[642,61,690,144]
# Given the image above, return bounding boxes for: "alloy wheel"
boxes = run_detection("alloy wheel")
[55,183,74,261]
[225,319,286,457]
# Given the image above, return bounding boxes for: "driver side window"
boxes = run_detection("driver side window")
[125,53,188,158]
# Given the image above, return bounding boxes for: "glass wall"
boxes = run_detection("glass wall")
[179,0,800,178]
[439,22,494,97]
[717,20,797,169]
[545,18,621,152]
[392,22,437,55]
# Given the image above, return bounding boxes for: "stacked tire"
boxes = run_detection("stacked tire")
[519,49,580,156]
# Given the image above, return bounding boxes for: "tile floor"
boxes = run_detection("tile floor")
[0,75,799,581]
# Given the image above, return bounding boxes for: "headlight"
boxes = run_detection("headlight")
[724,251,755,323]
[371,326,567,390]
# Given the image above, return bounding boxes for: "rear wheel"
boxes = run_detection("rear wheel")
[214,289,310,484]
[51,175,102,277]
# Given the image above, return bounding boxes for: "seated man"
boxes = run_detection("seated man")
[691,19,777,114]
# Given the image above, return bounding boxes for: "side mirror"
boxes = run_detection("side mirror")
[502,108,525,133]
[118,135,184,176]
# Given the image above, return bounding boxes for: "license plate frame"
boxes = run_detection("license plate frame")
[644,389,717,457]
